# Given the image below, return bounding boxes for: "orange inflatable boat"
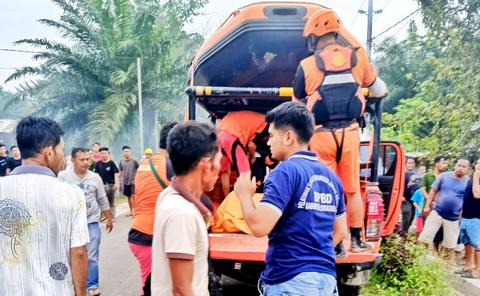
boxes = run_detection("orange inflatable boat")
[188,2,369,119]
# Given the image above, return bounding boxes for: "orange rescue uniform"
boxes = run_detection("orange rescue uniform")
[217,111,267,173]
[132,151,170,235]
[294,44,377,193]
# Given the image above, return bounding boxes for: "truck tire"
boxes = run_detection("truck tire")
[208,271,223,296]
[337,283,361,296]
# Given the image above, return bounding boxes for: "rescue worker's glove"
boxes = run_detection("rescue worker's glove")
[363,77,388,101]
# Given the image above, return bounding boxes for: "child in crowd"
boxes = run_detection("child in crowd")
[411,188,424,240]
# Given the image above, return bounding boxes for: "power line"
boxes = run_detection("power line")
[0,48,41,54]
[0,47,162,61]
[373,0,394,22]
[349,0,368,29]
[381,0,395,11]
[371,8,420,40]
[391,15,416,38]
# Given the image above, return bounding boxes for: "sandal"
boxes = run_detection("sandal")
[461,270,480,279]
[455,267,472,275]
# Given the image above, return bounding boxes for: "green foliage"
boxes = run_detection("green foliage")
[376,0,480,159]
[0,87,33,119]
[374,22,437,113]
[362,233,453,296]
[6,0,207,146]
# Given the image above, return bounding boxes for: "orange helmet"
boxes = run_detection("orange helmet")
[303,9,341,38]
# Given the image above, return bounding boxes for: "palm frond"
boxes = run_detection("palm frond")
[51,0,78,15]
[113,0,132,39]
[5,66,42,83]
[14,38,72,54]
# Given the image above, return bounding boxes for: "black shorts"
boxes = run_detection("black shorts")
[123,184,135,197]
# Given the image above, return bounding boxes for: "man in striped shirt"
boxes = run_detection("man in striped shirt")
[0,117,89,296]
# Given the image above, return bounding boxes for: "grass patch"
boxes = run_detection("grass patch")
[362,232,454,296]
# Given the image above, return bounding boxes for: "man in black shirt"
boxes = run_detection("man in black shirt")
[402,157,419,232]
[0,144,8,177]
[458,159,480,278]
[6,145,22,174]
[95,147,119,216]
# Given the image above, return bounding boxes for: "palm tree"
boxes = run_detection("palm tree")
[6,0,206,147]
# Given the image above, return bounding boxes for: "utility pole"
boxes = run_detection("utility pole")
[359,0,383,58]
[137,57,144,154]
[366,0,373,58]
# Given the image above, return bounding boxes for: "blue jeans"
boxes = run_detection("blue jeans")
[263,272,337,296]
[87,222,101,289]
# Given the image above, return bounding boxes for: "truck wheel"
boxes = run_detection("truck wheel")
[208,271,223,296]
[337,283,361,296]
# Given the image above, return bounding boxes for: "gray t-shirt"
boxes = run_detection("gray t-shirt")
[59,169,110,223]
[119,158,139,185]
[432,171,469,221]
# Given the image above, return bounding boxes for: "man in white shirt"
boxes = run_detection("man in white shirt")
[151,121,221,296]
[0,116,89,296]
[59,147,113,296]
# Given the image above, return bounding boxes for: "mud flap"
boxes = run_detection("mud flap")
[208,258,223,296]
[340,269,369,286]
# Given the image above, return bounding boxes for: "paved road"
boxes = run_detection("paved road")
[98,207,259,296]
[99,213,141,296]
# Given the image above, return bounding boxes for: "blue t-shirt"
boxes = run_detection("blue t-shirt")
[259,151,345,285]
[410,189,424,217]
[432,172,469,221]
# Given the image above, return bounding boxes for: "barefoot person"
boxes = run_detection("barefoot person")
[119,145,139,216]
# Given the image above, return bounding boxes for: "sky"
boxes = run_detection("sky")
[0,0,422,91]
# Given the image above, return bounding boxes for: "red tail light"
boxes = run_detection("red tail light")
[365,183,384,241]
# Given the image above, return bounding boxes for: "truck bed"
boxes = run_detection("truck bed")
[209,233,382,264]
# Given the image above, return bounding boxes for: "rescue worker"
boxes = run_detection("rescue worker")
[293,9,387,252]
[143,148,154,160]
[217,111,268,197]
[128,122,176,296]
[128,122,215,295]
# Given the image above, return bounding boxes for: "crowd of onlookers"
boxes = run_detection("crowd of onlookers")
[0,7,393,296]
[0,121,150,296]
[401,155,480,279]
[0,143,23,176]
[0,103,347,296]
[2,112,479,296]
[60,144,143,295]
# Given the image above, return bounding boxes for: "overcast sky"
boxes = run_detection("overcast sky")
[0,0,421,90]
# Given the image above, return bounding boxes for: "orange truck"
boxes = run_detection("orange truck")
[186,2,405,295]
